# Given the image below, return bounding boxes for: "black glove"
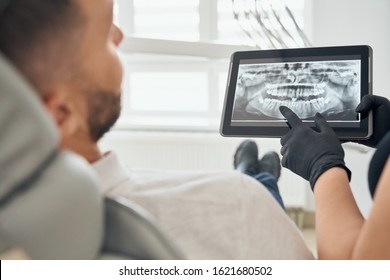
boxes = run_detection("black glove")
[279,106,351,190]
[355,95,390,148]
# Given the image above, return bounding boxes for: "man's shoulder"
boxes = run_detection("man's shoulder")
[94,151,265,196]
[108,168,266,200]
[130,169,257,187]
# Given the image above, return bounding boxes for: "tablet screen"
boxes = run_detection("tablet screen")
[221,46,372,139]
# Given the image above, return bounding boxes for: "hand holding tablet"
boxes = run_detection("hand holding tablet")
[355,95,390,147]
[220,45,373,140]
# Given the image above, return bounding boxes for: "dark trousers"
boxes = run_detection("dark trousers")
[252,172,285,210]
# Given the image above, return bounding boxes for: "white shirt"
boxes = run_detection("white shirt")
[92,151,314,260]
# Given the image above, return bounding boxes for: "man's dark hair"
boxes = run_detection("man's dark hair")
[0,0,84,95]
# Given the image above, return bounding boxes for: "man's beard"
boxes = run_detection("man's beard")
[86,88,121,142]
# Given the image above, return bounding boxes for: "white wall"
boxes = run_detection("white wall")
[306,0,390,98]
[305,0,390,215]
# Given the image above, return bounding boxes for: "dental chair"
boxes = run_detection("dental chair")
[0,53,185,259]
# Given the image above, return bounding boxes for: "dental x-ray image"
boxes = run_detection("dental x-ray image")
[232,60,361,122]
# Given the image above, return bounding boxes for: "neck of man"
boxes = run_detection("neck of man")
[61,137,102,164]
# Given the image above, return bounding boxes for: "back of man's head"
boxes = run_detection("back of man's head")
[0,0,84,96]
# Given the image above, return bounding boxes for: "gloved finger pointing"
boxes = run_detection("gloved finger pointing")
[279,106,302,128]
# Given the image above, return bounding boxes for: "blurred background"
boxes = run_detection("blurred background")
[100,1,390,245]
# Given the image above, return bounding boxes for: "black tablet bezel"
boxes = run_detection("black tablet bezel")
[220,45,373,140]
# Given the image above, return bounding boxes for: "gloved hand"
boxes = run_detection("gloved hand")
[279,106,351,190]
[355,95,390,148]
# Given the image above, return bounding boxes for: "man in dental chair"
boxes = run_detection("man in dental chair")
[0,0,314,259]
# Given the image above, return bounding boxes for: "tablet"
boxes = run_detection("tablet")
[220,45,373,140]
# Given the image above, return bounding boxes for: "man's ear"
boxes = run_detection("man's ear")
[43,89,78,139]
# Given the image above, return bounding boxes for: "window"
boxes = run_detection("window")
[133,0,200,41]
[114,0,305,132]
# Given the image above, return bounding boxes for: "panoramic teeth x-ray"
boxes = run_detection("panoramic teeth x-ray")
[232,61,361,121]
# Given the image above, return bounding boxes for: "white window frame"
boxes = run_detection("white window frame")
[114,0,306,132]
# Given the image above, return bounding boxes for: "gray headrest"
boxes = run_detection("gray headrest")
[0,53,58,203]
[0,151,104,259]
[0,53,103,259]
[103,197,186,260]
